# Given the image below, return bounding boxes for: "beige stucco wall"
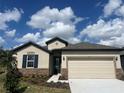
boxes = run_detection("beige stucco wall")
[15,45,49,69]
[47,40,66,50]
[62,51,121,69]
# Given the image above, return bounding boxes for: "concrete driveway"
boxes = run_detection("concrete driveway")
[69,79,124,93]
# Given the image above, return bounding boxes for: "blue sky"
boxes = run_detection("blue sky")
[0,0,124,48]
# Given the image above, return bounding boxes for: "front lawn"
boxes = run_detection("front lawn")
[0,73,71,93]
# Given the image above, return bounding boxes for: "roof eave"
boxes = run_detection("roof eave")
[46,37,68,45]
[12,42,50,53]
[52,48,123,51]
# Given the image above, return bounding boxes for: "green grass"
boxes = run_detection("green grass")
[0,73,70,93]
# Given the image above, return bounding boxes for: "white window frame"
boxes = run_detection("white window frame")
[26,55,35,68]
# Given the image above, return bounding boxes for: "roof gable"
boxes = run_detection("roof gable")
[12,41,50,53]
[46,37,68,46]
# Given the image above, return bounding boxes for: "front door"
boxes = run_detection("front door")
[53,56,61,74]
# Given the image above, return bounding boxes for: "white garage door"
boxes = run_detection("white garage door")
[68,57,115,79]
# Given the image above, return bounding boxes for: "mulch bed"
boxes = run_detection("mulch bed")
[45,82,69,89]
[59,76,68,80]
[21,74,70,89]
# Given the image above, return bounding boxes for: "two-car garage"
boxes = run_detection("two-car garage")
[67,57,116,79]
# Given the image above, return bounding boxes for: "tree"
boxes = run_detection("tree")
[0,49,20,93]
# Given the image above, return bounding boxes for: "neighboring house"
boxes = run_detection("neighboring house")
[13,37,124,79]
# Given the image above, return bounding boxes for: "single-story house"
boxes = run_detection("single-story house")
[13,37,124,79]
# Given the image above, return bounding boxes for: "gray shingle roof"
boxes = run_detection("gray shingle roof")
[61,42,121,50]
[120,51,124,55]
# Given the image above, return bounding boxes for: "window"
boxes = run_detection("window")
[26,55,35,68]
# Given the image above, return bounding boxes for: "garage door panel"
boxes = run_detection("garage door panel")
[69,70,115,73]
[69,66,114,69]
[69,65,114,67]
[69,62,114,66]
[69,69,115,72]
[68,60,115,79]
[69,71,115,74]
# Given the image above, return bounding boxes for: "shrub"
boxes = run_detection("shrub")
[0,50,22,93]
[5,68,21,93]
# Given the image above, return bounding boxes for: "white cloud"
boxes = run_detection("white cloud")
[0,8,22,30]
[5,29,16,37]
[96,2,103,7]
[27,6,82,29]
[103,0,122,17]
[67,37,81,44]
[0,36,5,46]
[79,0,124,47]
[16,31,80,46]
[43,22,75,39]
[80,18,124,39]
[16,32,41,43]
[25,6,83,45]
[80,18,124,47]
[103,0,124,17]
[37,37,50,46]
[99,33,124,47]
[115,5,124,17]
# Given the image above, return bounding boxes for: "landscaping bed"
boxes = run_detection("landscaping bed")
[0,73,71,93]
[21,74,70,89]
[59,75,68,80]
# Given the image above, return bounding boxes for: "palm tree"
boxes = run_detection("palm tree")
[0,49,14,67]
[0,48,20,93]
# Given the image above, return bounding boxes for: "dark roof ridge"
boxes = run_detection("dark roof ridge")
[12,41,50,53]
[46,37,68,45]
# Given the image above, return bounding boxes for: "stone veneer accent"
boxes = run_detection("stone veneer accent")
[19,69,49,77]
[19,68,124,79]
[61,68,68,79]
[116,69,124,80]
